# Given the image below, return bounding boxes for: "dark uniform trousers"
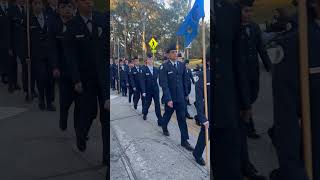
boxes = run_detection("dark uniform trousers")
[143,93,161,120]
[34,58,54,105]
[160,60,190,143]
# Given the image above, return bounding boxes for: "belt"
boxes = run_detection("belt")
[309,67,320,74]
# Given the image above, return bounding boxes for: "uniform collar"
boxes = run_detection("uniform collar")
[81,14,93,24]
[169,60,177,66]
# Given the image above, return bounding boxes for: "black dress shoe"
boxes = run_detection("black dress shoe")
[32,91,38,98]
[143,115,147,120]
[192,153,206,166]
[39,103,46,110]
[269,169,280,180]
[186,114,194,119]
[59,121,67,131]
[181,141,194,151]
[247,131,261,139]
[76,136,86,152]
[163,129,170,136]
[134,104,137,109]
[47,104,56,111]
[243,163,266,180]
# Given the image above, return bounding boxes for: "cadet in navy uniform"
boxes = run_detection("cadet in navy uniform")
[193,53,210,166]
[130,56,144,110]
[240,0,272,139]
[112,59,119,91]
[159,44,194,151]
[270,1,320,180]
[119,59,128,96]
[63,0,108,165]
[0,0,10,85]
[8,0,37,101]
[49,0,75,130]
[140,54,162,126]
[126,60,134,103]
[213,0,252,179]
[184,59,194,119]
[29,0,56,111]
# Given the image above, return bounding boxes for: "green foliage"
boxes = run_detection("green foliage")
[111,0,209,59]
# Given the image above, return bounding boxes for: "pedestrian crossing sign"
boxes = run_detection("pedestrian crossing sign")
[148,38,158,50]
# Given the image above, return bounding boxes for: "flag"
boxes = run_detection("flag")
[176,0,205,48]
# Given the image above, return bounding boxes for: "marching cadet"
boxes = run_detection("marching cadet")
[159,44,194,151]
[240,0,272,139]
[130,56,144,110]
[270,0,320,179]
[110,59,114,90]
[29,0,56,111]
[8,0,37,101]
[63,0,108,165]
[193,52,210,166]
[160,55,168,105]
[49,0,75,130]
[140,54,162,126]
[112,58,119,91]
[0,0,10,85]
[119,59,128,96]
[184,59,194,120]
[126,60,134,103]
[213,0,252,179]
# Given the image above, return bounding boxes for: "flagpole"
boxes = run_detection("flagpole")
[201,17,209,170]
[117,38,120,94]
[298,0,313,179]
[26,0,32,101]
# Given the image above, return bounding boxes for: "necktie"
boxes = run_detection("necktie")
[86,19,92,33]
[174,63,177,69]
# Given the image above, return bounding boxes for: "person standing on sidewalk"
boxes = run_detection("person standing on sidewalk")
[64,0,108,165]
[140,54,162,126]
[159,44,194,152]
[127,60,134,103]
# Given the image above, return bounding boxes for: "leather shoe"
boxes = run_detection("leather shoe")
[186,114,194,119]
[193,153,206,166]
[76,136,86,152]
[143,115,147,120]
[134,104,137,109]
[247,131,261,139]
[39,103,45,110]
[163,129,170,136]
[47,104,56,111]
[181,141,194,151]
[269,169,280,180]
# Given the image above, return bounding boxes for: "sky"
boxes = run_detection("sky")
[164,0,210,22]
[191,0,210,21]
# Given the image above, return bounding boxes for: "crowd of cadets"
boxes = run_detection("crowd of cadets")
[0,0,108,165]
[110,48,212,166]
[214,0,320,180]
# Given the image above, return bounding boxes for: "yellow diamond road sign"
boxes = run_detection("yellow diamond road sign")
[149,38,158,50]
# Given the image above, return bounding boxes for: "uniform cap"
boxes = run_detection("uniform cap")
[166,44,177,53]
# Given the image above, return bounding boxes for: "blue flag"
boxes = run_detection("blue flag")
[176,0,205,48]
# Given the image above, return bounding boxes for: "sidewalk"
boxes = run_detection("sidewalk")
[0,85,107,180]
[110,91,210,180]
